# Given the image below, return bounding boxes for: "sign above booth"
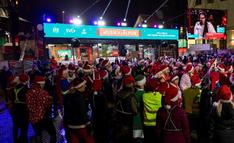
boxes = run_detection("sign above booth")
[44,23,178,40]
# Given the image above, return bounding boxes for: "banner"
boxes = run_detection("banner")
[44,23,179,40]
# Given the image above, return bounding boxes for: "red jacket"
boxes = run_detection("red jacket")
[26,84,52,124]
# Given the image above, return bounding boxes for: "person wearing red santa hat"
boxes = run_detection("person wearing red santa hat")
[101,59,112,72]
[26,76,56,143]
[112,65,123,96]
[156,84,191,143]
[218,63,230,86]
[82,64,94,101]
[133,74,146,142]
[142,78,162,143]
[112,75,137,143]
[67,64,76,83]
[180,64,193,92]
[209,85,234,143]
[91,70,109,143]
[153,64,170,96]
[63,78,94,143]
[121,65,132,76]
[183,73,202,115]
[12,73,30,143]
[171,75,183,107]
[6,75,19,104]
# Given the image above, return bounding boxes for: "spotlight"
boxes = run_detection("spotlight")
[96,17,106,26]
[142,23,147,28]
[46,18,51,23]
[142,20,147,28]
[69,19,74,24]
[158,24,164,29]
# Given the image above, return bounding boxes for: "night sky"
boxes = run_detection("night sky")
[19,0,187,27]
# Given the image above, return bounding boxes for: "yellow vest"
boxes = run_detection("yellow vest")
[143,92,162,126]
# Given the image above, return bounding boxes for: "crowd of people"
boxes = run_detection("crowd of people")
[0,53,234,143]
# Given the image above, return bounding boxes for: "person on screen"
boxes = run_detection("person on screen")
[194,11,216,38]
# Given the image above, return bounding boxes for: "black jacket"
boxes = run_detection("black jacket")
[208,103,234,143]
[64,89,88,126]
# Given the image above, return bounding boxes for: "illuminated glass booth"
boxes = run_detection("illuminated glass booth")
[43,23,179,63]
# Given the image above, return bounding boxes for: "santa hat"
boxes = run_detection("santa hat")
[123,75,135,87]
[34,76,45,84]
[152,67,162,78]
[148,78,159,91]
[164,85,181,109]
[19,73,29,83]
[171,74,179,82]
[135,75,146,86]
[191,73,201,87]
[72,78,87,89]
[226,65,233,73]
[121,66,132,75]
[101,60,110,68]
[100,70,109,80]
[217,64,226,72]
[83,64,92,73]
[215,85,233,104]
[186,65,194,73]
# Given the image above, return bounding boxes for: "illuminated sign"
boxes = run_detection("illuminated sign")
[217,26,225,33]
[97,28,140,37]
[44,23,178,40]
[187,33,199,39]
[205,33,225,39]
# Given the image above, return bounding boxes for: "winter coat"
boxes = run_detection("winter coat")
[64,89,89,129]
[156,105,191,143]
[208,102,234,143]
[26,84,52,124]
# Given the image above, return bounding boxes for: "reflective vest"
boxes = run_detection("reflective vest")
[14,86,25,104]
[143,92,162,126]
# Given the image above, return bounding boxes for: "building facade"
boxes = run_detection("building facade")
[188,0,234,48]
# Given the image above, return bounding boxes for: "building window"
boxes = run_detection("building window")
[208,0,214,3]
[196,0,202,5]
